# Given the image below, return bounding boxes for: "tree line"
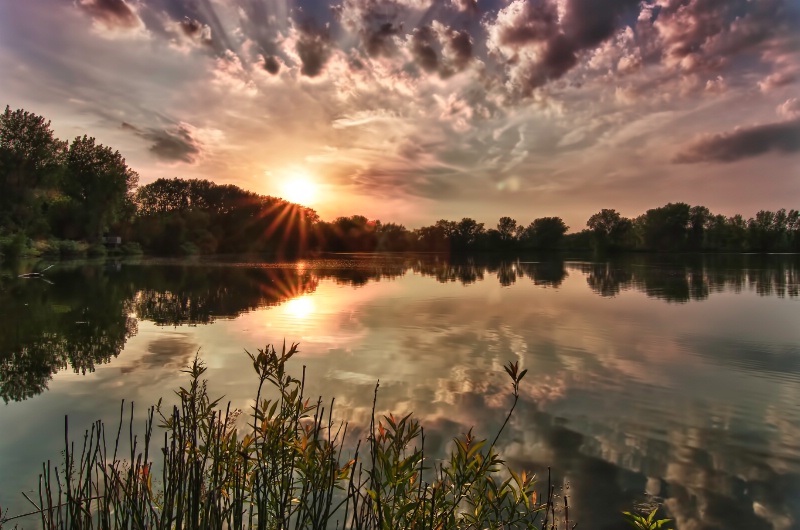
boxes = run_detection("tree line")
[2,105,798,256]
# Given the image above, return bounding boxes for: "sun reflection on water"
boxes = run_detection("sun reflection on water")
[283,295,315,319]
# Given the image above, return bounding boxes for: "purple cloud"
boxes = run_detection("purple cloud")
[674,120,800,163]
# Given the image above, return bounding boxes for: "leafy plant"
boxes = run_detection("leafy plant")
[5,342,565,529]
[623,507,672,529]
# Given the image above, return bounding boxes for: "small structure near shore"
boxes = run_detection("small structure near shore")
[102,236,122,248]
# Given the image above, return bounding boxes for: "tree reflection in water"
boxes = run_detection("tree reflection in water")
[0,253,797,403]
[0,254,798,529]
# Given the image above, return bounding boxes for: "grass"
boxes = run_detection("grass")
[0,342,671,529]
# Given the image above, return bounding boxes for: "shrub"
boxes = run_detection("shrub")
[87,242,107,257]
[34,239,61,258]
[57,239,87,257]
[179,241,200,256]
[120,241,143,255]
[0,233,28,260]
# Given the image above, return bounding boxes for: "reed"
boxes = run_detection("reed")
[2,342,573,530]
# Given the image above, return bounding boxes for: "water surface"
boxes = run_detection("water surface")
[1,254,798,529]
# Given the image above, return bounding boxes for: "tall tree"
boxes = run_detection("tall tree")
[641,202,691,251]
[497,217,519,243]
[688,205,711,250]
[0,106,66,231]
[453,218,485,250]
[61,136,139,239]
[526,217,569,249]
[586,209,634,250]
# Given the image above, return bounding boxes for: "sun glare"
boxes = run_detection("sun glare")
[284,296,315,319]
[281,174,318,206]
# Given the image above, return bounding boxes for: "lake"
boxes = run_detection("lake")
[1,254,799,529]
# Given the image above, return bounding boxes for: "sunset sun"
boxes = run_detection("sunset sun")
[281,174,318,206]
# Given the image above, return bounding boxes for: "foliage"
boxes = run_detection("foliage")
[0,234,28,260]
[87,243,107,258]
[0,343,576,529]
[61,135,139,239]
[119,241,143,255]
[133,178,317,256]
[622,507,672,529]
[0,106,66,233]
[179,241,200,256]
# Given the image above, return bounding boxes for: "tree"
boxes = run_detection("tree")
[641,202,691,251]
[61,135,139,239]
[688,205,710,250]
[496,217,518,244]
[586,209,634,250]
[375,222,411,251]
[0,106,66,231]
[452,218,485,250]
[525,217,568,249]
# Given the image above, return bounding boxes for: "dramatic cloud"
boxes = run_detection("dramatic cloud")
[410,22,474,78]
[294,20,333,77]
[562,0,639,50]
[263,55,281,74]
[123,123,203,164]
[654,0,798,73]
[674,120,800,163]
[434,22,473,75]
[1,0,799,225]
[77,0,140,29]
[335,0,406,58]
[411,26,439,73]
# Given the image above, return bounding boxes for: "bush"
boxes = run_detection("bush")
[178,241,200,256]
[34,239,60,258]
[0,233,28,260]
[87,242,107,257]
[120,241,143,255]
[31,239,88,258]
[57,239,87,257]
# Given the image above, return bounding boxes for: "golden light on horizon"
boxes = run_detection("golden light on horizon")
[280,172,318,206]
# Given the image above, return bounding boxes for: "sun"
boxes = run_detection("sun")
[281,174,318,206]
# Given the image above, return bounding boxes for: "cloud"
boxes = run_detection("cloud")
[410,26,439,73]
[177,17,212,45]
[485,0,639,96]
[777,98,800,120]
[433,21,473,75]
[365,22,403,58]
[293,20,333,77]
[654,0,798,73]
[449,0,478,14]
[77,0,140,30]
[674,119,800,163]
[122,123,203,164]
[562,0,639,50]
[758,70,798,92]
[704,75,727,94]
[335,0,406,59]
[263,55,281,74]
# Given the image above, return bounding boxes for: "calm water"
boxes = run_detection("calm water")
[1,254,799,529]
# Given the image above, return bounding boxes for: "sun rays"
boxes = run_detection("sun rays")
[281,173,318,206]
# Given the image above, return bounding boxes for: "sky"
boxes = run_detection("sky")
[1,0,798,230]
